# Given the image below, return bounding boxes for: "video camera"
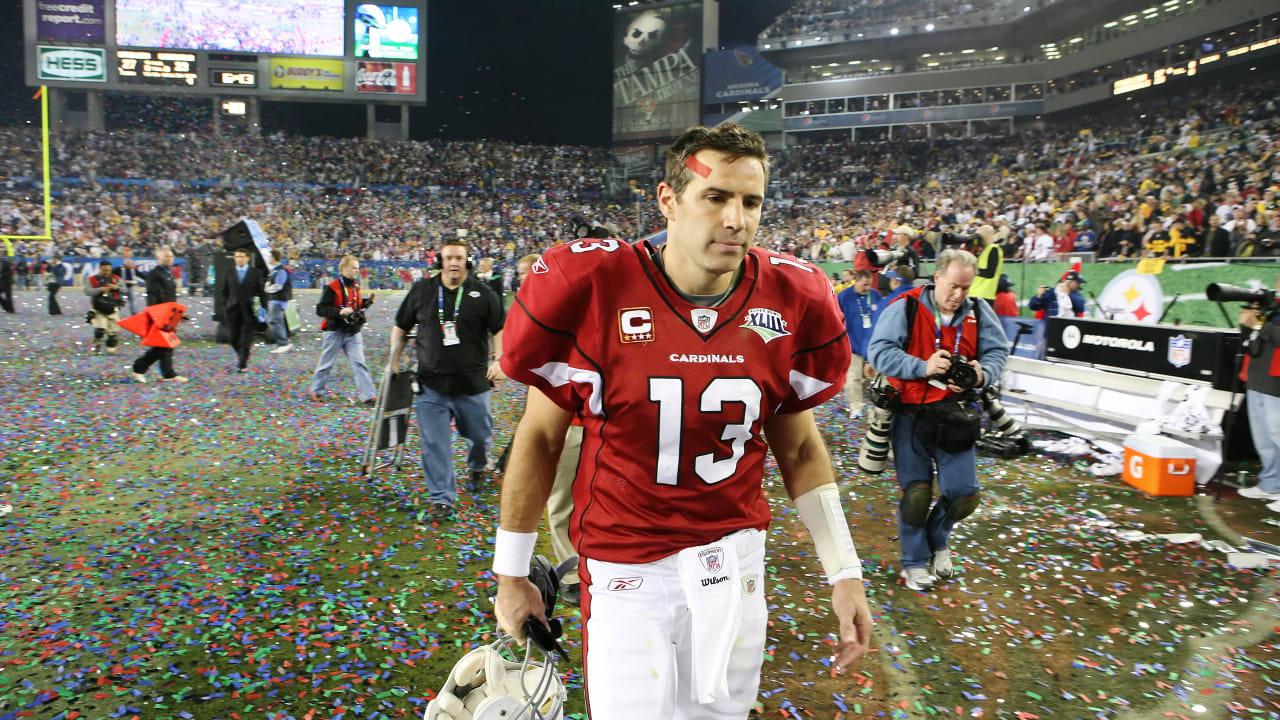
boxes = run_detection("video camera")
[862,247,906,268]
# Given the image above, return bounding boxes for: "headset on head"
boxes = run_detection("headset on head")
[434,248,476,271]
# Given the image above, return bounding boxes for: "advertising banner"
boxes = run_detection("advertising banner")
[37,45,106,82]
[36,0,105,43]
[612,2,702,143]
[702,47,781,104]
[355,61,417,94]
[268,57,344,91]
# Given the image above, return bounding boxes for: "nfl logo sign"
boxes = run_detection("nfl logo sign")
[1167,334,1192,368]
[698,546,723,573]
[691,308,717,333]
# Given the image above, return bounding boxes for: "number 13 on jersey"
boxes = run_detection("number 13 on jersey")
[648,377,763,486]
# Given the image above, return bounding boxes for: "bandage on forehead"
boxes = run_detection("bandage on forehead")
[794,483,863,583]
[684,154,713,179]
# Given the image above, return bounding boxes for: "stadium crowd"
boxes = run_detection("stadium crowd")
[1,74,1278,274]
[760,0,1051,39]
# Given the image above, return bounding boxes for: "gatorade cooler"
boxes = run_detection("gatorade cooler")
[1122,434,1197,496]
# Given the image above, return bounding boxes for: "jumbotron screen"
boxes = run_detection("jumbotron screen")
[114,0,345,56]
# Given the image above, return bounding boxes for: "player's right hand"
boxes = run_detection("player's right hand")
[925,350,952,377]
[495,575,548,644]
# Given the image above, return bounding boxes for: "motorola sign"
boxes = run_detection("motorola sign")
[38,46,106,82]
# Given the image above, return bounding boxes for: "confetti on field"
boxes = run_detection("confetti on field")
[1,290,1278,719]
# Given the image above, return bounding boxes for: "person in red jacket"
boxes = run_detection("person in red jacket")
[993,274,1019,317]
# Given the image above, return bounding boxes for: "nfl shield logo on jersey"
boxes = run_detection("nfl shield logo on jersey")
[698,546,724,573]
[691,308,717,333]
[1167,334,1192,368]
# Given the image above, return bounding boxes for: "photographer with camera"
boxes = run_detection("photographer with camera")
[867,249,1008,591]
[307,255,376,403]
[1215,278,1280,505]
[85,260,125,354]
[1029,270,1086,319]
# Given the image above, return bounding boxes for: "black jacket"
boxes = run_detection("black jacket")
[216,265,268,321]
[1244,318,1280,397]
[145,264,177,306]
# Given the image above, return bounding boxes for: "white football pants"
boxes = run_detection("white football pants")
[579,529,767,720]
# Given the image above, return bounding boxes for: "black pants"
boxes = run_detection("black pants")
[133,346,175,378]
[225,313,255,368]
[48,283,61,315]
[0,285,12,313]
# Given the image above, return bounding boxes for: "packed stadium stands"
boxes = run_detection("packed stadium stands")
[1,70,1277,273]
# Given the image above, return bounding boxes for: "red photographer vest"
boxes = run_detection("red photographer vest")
[321,278,362,332]
[886,285,980,406]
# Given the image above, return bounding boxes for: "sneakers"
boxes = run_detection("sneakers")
[560,582,581,608]
[427,503,455,522]
[161,375,190,383]
[1238,485,1280,501]
[468,470,488,493]
[0,503,12,517]
[131,371,148,383]
[270,343,293,354]
[1268,499,1280,513]
[929,549,954,580]
[901,567,934,592]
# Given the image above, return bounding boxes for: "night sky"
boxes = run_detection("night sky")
[1,0,790,146]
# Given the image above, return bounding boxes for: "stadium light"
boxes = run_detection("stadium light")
[890,28,899,35]
[925,23,935,31]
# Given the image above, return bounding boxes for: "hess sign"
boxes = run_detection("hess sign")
[211,69,258,88]
[117,50,198,86]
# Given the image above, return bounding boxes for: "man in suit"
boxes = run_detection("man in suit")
[216,248,268,373]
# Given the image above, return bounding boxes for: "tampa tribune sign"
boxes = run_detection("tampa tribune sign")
[612,3,702,142]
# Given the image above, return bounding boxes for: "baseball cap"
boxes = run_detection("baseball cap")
[893,224,916,237]
[1063,271,1086,283]
[883,269,905,283]
[997,274,1014,293]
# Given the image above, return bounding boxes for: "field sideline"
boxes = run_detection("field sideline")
[1,289,1278,720]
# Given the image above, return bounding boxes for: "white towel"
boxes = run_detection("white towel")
[677,531,758,705]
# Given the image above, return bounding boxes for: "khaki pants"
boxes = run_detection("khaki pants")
[90,311,120,352]
[547,424,583,584]
[844,354,867,409]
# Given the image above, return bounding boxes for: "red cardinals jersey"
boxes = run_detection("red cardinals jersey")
[501,239,850,564]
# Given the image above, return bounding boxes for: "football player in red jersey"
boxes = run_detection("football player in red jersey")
[492,124,873,718]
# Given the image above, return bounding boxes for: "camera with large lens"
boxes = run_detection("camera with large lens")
[858,376,900,474]
[938,232,978,251]
[931,354,979,391]
[863,247,906,268]
[1207,283,1278,317]
[977,384,1030,457]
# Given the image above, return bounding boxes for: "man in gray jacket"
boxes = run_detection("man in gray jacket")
[868,249,1009,591]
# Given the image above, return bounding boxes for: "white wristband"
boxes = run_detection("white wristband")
[493,528,538,577]
[794,482,863,583]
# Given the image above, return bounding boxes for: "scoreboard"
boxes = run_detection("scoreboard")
[22,0,426,104]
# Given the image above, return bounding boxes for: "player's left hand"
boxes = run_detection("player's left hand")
[487,360,506,382]
[830,578,873,674]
